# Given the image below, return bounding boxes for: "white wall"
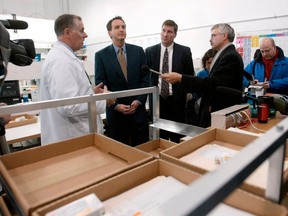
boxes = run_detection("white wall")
[1,0,288,67]
[0,0,66,19]
[67,0,288,62]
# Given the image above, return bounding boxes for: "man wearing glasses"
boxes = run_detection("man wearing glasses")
[161,23,243,128]
[243,38,288,95]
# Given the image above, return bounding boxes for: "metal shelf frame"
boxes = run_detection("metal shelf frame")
[0,87,158,154]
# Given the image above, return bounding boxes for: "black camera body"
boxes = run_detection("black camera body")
[0,20,36,89]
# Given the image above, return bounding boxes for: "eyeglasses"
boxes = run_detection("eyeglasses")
[260,48,271,54]
[210,33,223,38]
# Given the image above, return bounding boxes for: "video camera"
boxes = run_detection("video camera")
[0,19,36,89]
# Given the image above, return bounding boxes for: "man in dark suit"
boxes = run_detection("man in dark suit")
[95,16,149,147]
[161,23,243,128]
[145,20,194,143]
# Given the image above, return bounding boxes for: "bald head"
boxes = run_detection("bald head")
[260,38,276,47]
[260,38,277,60]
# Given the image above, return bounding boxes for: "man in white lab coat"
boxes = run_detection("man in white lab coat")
[40,14,108,145]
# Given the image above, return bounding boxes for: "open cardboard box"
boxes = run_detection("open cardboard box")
[5,114,37,129]
[31,159,287,216]
[160,128,288,198]
[135,138,177,158]
[0,133,153,215]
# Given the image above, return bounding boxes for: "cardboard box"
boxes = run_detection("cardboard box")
[0,133,153,215]
[160,128,288,197]
[135,138,177,158]
[32,160,287,216]
[5,114,37,129]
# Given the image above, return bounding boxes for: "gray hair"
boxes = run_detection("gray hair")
[211,23,235,42]
[54,14,82,37]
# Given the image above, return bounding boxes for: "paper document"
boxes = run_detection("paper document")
[104,176,187,216]
[180,144,288,190]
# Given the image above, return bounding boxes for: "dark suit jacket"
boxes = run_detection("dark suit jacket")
[95,43,149,126]
[145,43,194,122]
[181,44,244,127]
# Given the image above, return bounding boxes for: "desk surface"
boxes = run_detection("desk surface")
[5,113,106,145]
[5,116,40,145]
[4,111,286,145]
[241,112,286,134]
[181,112,287,142]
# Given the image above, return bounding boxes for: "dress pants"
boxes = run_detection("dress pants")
[108,120,149,147]
[159,95,183,143]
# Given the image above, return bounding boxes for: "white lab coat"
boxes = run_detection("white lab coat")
[40,41,106,145]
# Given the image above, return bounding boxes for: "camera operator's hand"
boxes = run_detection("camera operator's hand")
[0,103,11,125]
